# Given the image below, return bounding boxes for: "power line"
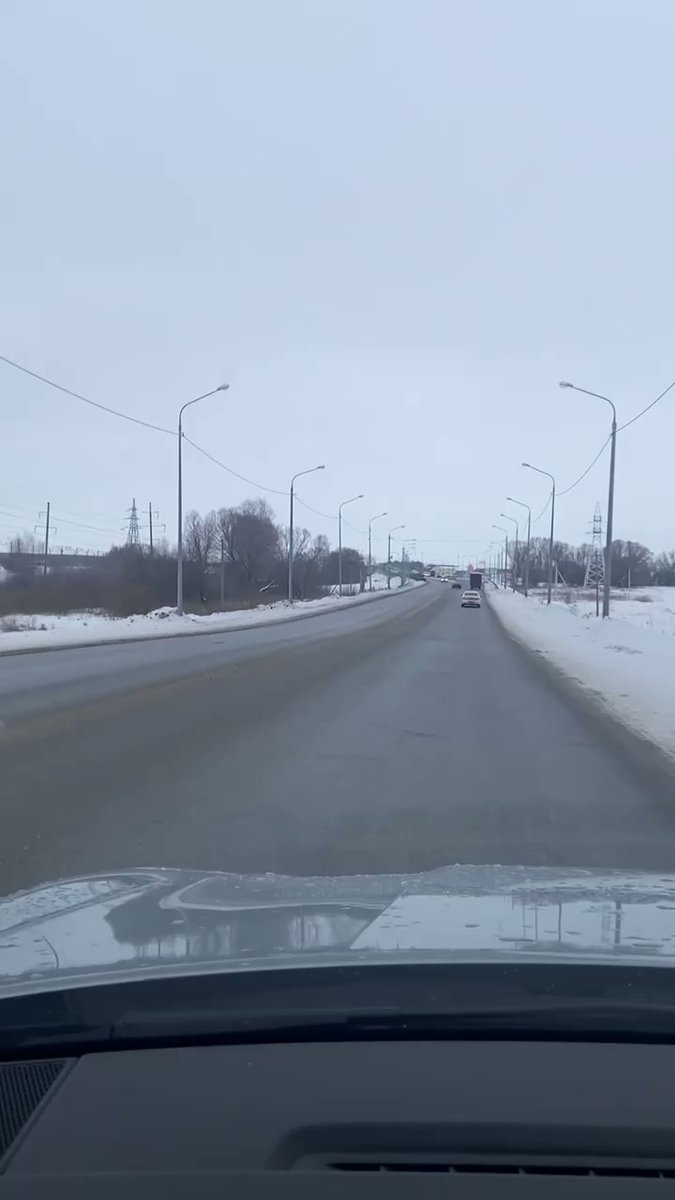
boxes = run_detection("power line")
[293,496,370,538]
[0,505,34,522]
[0,353,289,499]
[293,495,380,541]
[182,437,288,496]
[558,436,612,497]
[0,354,175,437]
[557,376,675,496]
[0,481,141,526]
[342,517,367,536]
[54,515,122,534]
[0,503,121,536]
[617,378,675,433]
[529,377,674,526]
[294,494,336,521]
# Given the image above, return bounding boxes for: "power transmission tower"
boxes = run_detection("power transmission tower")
[125,498,141,548]
[584,502,605,611]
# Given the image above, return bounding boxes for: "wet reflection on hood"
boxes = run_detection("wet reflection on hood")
[107,888,378,962]
[2,865,675,988]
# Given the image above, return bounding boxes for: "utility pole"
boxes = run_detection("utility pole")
[176,385,230,616]
[43,502,50,577]
[500,513,519,592]
[35,502,55,578]
[368,511,387,591]
[143,504,165,556]
[493,525,509,590]
[220,536,225,606]
[288,465,325,603]
[523,463,556,604]
[559,382,616,617]
[338,493,363,597]
[605,409,617,617]
[387,524,405,589]
[506,498,531,597]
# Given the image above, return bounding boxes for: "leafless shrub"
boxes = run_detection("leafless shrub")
[0,615,36,633]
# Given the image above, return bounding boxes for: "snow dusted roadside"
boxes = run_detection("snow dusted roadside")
[0,579,424,655]
[488,587,675,764]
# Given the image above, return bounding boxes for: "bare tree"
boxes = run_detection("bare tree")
[217,506,237,564]
[219,498,280,585]
[10,532,38,555]
[183,510,218,576]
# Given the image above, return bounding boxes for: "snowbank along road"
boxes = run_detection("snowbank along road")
[1,580,674,897]
[490,586,675,765]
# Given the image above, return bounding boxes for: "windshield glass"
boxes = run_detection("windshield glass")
[2,0,675,994]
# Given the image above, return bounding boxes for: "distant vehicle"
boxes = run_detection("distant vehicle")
[461,590,481,608]
[451,581,462,590]
[409,570,425,582]
[469,571,483,591]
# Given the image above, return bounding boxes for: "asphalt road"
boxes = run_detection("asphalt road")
[1,582,675,895]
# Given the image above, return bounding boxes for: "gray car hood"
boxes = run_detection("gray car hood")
[3,864,675,995]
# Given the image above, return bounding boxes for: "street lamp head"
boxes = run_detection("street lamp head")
[216,383,230,392]
[316,464,326,470]
[522,462,531,469]
[558,380,574,389]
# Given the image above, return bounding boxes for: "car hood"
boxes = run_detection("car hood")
[3,864,675,994]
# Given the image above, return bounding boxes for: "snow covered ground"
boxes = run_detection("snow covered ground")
[0,579,422,654]
[488,586,675,763]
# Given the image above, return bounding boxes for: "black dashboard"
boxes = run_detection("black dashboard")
[3,1039,675,1196]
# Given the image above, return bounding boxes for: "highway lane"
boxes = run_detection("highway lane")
[0,584,438,725]
[1,582,675,895]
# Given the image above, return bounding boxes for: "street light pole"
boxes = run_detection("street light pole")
[338,493,363,597]
[493,525,509,590]
[288,464,325,603]
[500,513,519,592]
[387,525,405,589]
[560,381,617,618]
[401,539,416,585]
[177,384,229,616]
[523,462,556,605]
[368,511,387,591]
[506,498,531,596]
[488,541,502,588]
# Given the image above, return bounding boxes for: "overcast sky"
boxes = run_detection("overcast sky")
[2,0,675,562]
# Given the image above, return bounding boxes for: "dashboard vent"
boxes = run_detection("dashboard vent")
[328,1160,675,1178]
[0,1060,69,1162]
